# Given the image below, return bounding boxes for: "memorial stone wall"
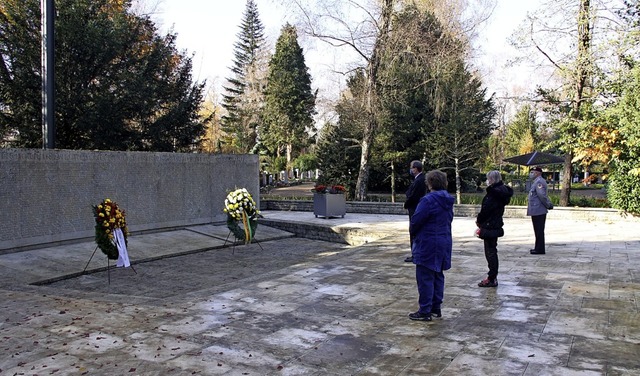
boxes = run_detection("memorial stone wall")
[0,149,259,252]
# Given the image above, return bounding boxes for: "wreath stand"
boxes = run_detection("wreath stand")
[224,232,264,253]
[83,245,137,284]
[224,210,263,253]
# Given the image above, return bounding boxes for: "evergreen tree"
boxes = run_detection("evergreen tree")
[372,7,446,195]
[431,63,496,201]
[503,105,540,157]
[261,24,316,177]
[316,70,368,196]
[220,0,268,153]
[0,0,206,151]
[371,5,494,199]
[604,63,640,214]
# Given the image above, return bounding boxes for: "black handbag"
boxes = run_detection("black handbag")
[479,227,504,239]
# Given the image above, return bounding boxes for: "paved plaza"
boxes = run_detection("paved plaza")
[1,211,639,375]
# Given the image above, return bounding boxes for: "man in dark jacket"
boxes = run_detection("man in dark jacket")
[476,170,513,287]
[403,160,427,262]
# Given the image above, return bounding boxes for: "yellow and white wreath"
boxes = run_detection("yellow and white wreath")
[92,198,128,259]
[223,188,260,244]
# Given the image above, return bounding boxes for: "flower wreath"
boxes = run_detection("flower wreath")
[223,188,260,244]
[92,198,129,260]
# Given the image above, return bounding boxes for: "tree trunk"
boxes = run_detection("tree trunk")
[560,153,572,205]
[455,157,461,205]
[354,0,394,201]
[285,143,292,184]
[390,160,395,203]
[355,121,375,201]
[561,0,591,206]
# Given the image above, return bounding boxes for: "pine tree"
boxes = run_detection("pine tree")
[261,24,316,179]
[220,0,268,153]
[0,0,207,151]
[315,70,367,196]
[503,105,539,157]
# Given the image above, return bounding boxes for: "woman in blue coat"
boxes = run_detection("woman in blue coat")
[408,170,454,321]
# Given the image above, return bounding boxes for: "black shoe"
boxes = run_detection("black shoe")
[530,249,545,254]
[478,278,498,287]
[430,308,442,318]
[404,256,413,262]
[408,311,432,321]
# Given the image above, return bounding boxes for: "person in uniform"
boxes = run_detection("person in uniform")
[403,160,427,262]
[527,166,553,254]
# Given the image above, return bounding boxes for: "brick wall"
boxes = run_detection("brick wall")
[0,149,259,251]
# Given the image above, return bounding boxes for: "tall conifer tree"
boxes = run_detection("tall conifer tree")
[221,0,267,153]
[261,24,316,177]
[0,0,207,151]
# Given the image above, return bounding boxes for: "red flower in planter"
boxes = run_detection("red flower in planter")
[312,184,345,194]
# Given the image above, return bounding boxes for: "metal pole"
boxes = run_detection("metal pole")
[41,0,55,149]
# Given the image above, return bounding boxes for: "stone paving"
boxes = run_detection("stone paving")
[0,211,639,375]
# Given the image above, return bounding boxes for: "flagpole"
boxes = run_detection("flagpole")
[41,0,55,149]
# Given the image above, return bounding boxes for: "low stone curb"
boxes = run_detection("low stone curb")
[258,218,384,246]
[261,199,640,223]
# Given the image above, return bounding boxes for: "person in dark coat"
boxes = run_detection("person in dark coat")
[476,170,513,287]
[408,170,454,321]
[403,160,427,262]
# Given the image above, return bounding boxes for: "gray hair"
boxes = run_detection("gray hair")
[426,170,448,191]
[486,170,502,185]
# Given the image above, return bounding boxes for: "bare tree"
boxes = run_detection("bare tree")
[281,0,495,199]
[510,0,627,206]
[413,0,496,54]
[280,0,392,200]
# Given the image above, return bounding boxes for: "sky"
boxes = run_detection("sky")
[151,0,545,102]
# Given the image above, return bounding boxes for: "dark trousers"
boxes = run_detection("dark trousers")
[415,264,444,314]
[408,209,416,250]
[531,214,547,253]
[483,237,499,280]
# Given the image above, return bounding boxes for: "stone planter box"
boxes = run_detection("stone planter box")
[313,193,346,218]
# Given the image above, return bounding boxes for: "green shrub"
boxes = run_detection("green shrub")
[571,183,605,190]
[459,192,605,208]
[608,162,640,215]
[569,196,610,208]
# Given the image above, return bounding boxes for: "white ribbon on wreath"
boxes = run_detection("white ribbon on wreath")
[113,227,130,267]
